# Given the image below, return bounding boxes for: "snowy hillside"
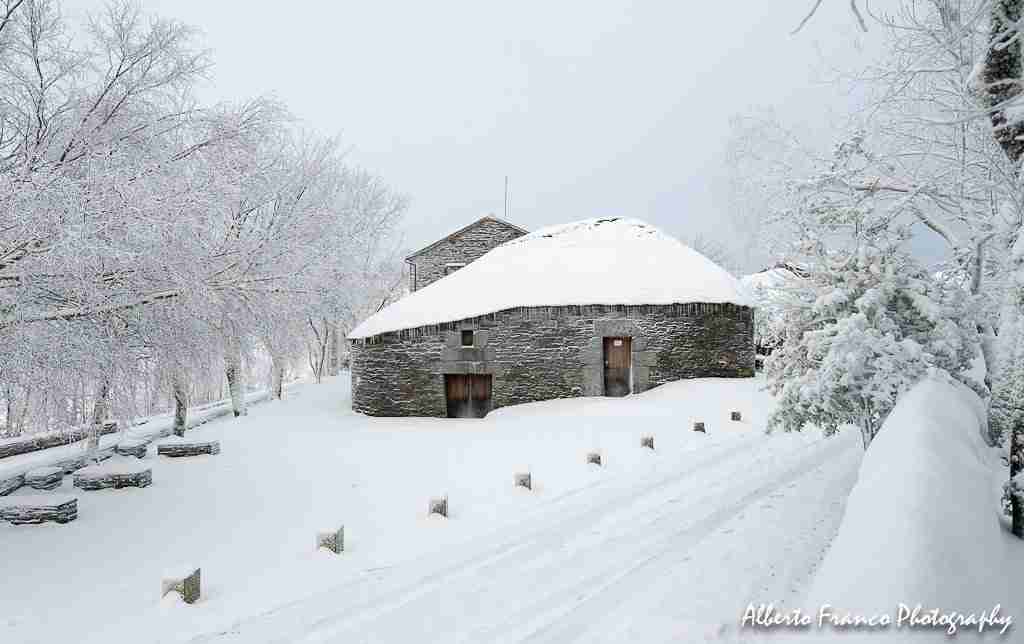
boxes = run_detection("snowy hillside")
[350,218,750,339]
[1,375,860,644]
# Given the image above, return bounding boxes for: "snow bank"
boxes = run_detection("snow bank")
[802,378,1015,641]
[350,217,749,339]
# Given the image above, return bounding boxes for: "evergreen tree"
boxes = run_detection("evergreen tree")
[765,139,980,449]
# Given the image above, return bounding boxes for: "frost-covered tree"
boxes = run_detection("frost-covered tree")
[0,1,407,447]
[765,137,980,449]
[753,0,1024,534]
[740,263,807,367]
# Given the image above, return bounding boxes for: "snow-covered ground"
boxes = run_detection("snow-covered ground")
[803,378,1024,642]
[1,374,861,644]
[0,388,280,485]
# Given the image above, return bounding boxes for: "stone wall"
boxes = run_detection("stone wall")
[409,218,526,291]
[350,302,754,417]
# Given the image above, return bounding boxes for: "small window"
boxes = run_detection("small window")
[461,330,474,347]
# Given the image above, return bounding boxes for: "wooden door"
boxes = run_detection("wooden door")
[445,374,492,418]
[603,337,632,397]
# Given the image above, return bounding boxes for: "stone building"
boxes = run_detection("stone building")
[349,218,754,418]
[405,215,527,292]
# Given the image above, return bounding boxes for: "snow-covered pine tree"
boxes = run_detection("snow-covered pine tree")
[765,137,980,449]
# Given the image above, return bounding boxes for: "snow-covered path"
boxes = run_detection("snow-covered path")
[193,421,858,644]
[2,375,860,644]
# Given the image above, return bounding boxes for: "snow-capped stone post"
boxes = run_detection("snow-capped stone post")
[693,422,706,433]
[640,435,654,450]
[161,567,201,604]
[586,451,602,466]
[317,526,344,554]
[429,495,448,518]
[731,411,742,422]
[514,472,532,490]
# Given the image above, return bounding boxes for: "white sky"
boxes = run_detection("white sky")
[65,1,876,270]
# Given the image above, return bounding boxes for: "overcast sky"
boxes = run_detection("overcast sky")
[66,1,876,270]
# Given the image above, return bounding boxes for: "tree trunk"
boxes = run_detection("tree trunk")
[858,409,875,452]
[985,0,1024,165]
[88,377,111,455]
[1012,415,1024,538]
[306,317,329,384]
[328,322,340,376]
[983,0,1024,536]
[225,346,246,418]
[172,371,188,437]
[270,355,284,401]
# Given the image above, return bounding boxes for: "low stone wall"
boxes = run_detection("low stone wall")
[351,302,754,417]
[0,421,118,460]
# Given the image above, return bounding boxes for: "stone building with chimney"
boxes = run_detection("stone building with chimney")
[350,217,754,418]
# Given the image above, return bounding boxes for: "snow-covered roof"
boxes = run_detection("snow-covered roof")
[404,215,527,260]
[349,217,750,340]
[739,266,799,298]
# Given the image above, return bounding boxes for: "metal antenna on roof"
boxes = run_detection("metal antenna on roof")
[504,176,509,220]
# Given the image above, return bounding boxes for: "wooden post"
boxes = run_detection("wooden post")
[162,568,201,604]
[317,526,344,554]
[429,496,448,518]
[514,472,532,490]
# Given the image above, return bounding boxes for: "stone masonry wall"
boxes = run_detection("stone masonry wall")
[350,303,754,418]
[409,218,526,291]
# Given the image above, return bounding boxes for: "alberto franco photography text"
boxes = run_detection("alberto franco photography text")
[742,603,1014,636]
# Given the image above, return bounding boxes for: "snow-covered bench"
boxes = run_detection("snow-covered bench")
[1,447,116,498]
[0,494,77,524]
[53,446,115,475]
[114,440,148,459]
[157,437,220,458]
[25,466,63,490]
[73,459,152,491]
[0,473,25,496]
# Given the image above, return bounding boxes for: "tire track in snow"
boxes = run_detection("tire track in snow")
[190,434,770,643]
[193,433,858,644]
[508,437,860,644]
[312,437,849,642]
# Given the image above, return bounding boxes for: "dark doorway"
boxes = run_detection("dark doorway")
[445,374,493,418]
[603,337,632,397]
